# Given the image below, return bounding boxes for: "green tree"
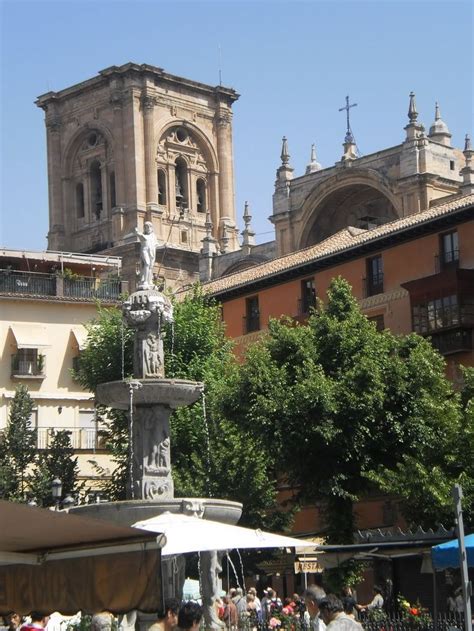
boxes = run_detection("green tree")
[0,384,37,500]
[220,277,465,545]
[370,365,474,528]
[74,288,285,529]
[30,430,82,506]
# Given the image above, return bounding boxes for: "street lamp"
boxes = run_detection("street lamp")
[51,477,62,511]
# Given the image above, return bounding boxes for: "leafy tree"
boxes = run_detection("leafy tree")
[75,288,286,530]
[219,277,466,547]
[29,429,82,507]
[0,384,36,500]
[371,365,473,528]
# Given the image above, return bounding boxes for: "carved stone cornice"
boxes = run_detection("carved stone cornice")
[46,117,62,133]
[359,288,408,310]
[109,91,124,110]
[141,94,158,112]
[216,112,231,128]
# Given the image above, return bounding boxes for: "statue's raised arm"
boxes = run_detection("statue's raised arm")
[135,221,158,289]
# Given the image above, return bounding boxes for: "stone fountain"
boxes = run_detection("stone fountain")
[70,223,242,628]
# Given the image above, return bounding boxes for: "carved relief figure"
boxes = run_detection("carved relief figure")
[144,332,161,376]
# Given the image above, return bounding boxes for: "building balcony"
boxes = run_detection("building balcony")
[429,327,473,356]
[243,314,260,334]
[37,427,107,451]
[435,250,460,273]
[0,269,127,301]
[363,273,384,298]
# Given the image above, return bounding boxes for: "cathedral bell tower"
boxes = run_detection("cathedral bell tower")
[36,63,240,290]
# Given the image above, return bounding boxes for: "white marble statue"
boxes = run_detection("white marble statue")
[135,221,158,289]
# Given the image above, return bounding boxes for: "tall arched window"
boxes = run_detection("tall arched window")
[90,160,103,220]
[175,158,188,209]
[76,183,85,218]
[158,170,167,206]
[109,171,116,209]
[196,179,206,213]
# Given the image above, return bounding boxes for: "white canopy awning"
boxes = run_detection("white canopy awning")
[71,325,88,350]
[10,324,50,349]
[133,512,318,556]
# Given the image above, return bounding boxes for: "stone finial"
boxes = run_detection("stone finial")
[243,200,251,226]
[429,101,451,146]
[280,136,290,165]
[241,201,256,254]
[205,210,213,238]
[306,143,322,174]
[461,133,474,194]
[465,133,472,152]
[220,224,230,254]
[408,92,418,123]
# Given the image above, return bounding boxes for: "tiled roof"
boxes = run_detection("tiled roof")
[203,193,474,296]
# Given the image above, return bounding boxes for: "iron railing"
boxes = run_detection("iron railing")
[37,427,106,450]
[243,313,260,334]
[63,277,122,300]
[0,270,56,295]
[363,272,384,297]
[435,249,460,273]
[0,269,124,301]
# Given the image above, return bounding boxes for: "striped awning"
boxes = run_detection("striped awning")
[10,324,50,349]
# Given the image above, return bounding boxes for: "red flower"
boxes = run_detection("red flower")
[409,608,419,616]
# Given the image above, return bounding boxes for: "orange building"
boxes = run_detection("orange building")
[204,193,474,378]
[201,193,474,537]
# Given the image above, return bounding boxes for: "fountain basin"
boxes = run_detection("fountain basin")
[69,497,243,528]
[97,379,204,410]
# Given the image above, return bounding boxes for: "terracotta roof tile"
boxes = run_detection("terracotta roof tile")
[203,193,474,296]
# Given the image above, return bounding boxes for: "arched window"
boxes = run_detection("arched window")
[175,158,188,209]
[158,170,167,205]
[90,160,103,220]
[76,183,85,218]
[109,171,116,209]
[196,179,206,213]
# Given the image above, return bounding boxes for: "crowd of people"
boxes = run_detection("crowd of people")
[213,583,383,631]
[1,584,384,631]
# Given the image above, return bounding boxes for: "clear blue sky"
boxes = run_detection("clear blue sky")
[1,0,472,251]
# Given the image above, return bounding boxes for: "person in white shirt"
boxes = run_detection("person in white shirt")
[357,585,384,612]
[303,586,327,631]
[319,595,364,631]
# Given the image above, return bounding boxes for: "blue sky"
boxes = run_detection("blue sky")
[1,0,472,250]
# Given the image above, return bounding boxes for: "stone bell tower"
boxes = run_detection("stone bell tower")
[36,62,240,290]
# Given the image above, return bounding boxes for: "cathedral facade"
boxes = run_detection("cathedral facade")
[272,95,466,256]
[36,62,240,289]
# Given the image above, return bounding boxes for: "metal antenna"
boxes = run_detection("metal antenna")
[218,45,222,86]
[339,95,358,142]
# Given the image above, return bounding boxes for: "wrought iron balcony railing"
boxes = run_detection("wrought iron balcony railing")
[37,427,106,450]
[0,269,126,301]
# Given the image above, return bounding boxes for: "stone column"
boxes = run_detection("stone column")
[215,108,236,230]
[45,118,64,250]
[142,95,159,214]
[110,91,127,211]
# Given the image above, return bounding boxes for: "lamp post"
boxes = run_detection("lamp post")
[51,477,62,511]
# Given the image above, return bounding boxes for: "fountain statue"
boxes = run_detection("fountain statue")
[70,224,241,629]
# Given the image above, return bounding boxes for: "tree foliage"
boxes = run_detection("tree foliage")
[29,430,82,507]
[219,277,472,541]
[0,384,36,500]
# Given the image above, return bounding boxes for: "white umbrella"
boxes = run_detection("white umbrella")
[133,512,318,556]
